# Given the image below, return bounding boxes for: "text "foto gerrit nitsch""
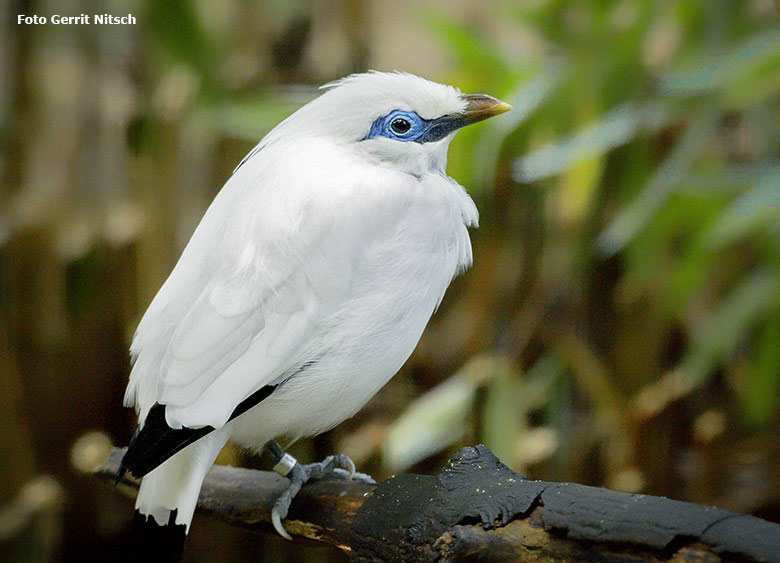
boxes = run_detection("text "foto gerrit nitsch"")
[18,14,136,25]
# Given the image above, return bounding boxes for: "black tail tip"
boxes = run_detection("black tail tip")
[130,510,187,562]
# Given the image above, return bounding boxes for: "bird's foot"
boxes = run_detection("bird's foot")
[263,441,374,539]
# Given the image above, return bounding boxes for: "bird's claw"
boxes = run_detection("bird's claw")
[336,453,355,478]
[271,506,292,540]
[269,451,374,539]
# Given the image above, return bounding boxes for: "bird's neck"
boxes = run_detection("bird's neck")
[367,142,451,179]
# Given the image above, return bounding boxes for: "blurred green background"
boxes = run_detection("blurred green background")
[3,0,780,561]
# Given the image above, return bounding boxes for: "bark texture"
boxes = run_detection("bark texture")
[98,445,780,562]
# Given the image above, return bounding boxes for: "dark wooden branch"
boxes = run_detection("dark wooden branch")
[98,445,780,562]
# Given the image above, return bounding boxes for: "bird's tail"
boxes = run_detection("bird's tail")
[130,508,186,562]
[130,430,229,561]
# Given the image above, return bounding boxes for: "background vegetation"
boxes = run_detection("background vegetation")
[2,0,780,561]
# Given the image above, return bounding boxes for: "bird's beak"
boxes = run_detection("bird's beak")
[459,94,512,125]
[415,94,511,142]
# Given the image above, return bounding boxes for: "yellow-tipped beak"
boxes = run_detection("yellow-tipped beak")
[460,94,512,125]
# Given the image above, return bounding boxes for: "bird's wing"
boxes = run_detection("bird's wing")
[125,139,360,430]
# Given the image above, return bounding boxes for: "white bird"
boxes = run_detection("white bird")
[119,71,510,559]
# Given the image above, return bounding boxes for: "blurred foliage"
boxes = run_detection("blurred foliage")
[386,0,780,494]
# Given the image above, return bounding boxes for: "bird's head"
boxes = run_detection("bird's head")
[271,71,510,176]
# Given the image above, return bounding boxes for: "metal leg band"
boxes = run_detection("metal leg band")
[273,452,298,477]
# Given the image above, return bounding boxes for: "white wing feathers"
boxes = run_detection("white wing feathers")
[125,138,356,430]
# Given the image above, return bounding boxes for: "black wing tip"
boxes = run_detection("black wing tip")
[115,464,127,485]
[121,384,281,480]
[118,443,154,480]
[115,457,139,484]
[118,416,151,481]
[121,403,213,479]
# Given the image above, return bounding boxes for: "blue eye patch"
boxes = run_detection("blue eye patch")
[362,110,468,143]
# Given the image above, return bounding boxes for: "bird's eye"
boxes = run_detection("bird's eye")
[390,118,412,136]
[362,110,424,142]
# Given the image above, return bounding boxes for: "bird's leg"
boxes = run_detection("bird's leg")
[263,440,375,539]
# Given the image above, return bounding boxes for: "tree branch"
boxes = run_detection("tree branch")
[98,445,780,562]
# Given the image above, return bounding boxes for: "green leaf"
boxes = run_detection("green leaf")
[662,29,780,104]
[481,358,522,468]
[596,107,718,256]
[514,101,669,183]
[742,313,780,425]
[679,268,780,389]
[382,370,479,473]
[145,0,222,97]
[468,69,562,192]
[419,9,512,78]
[706,167,780,249]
